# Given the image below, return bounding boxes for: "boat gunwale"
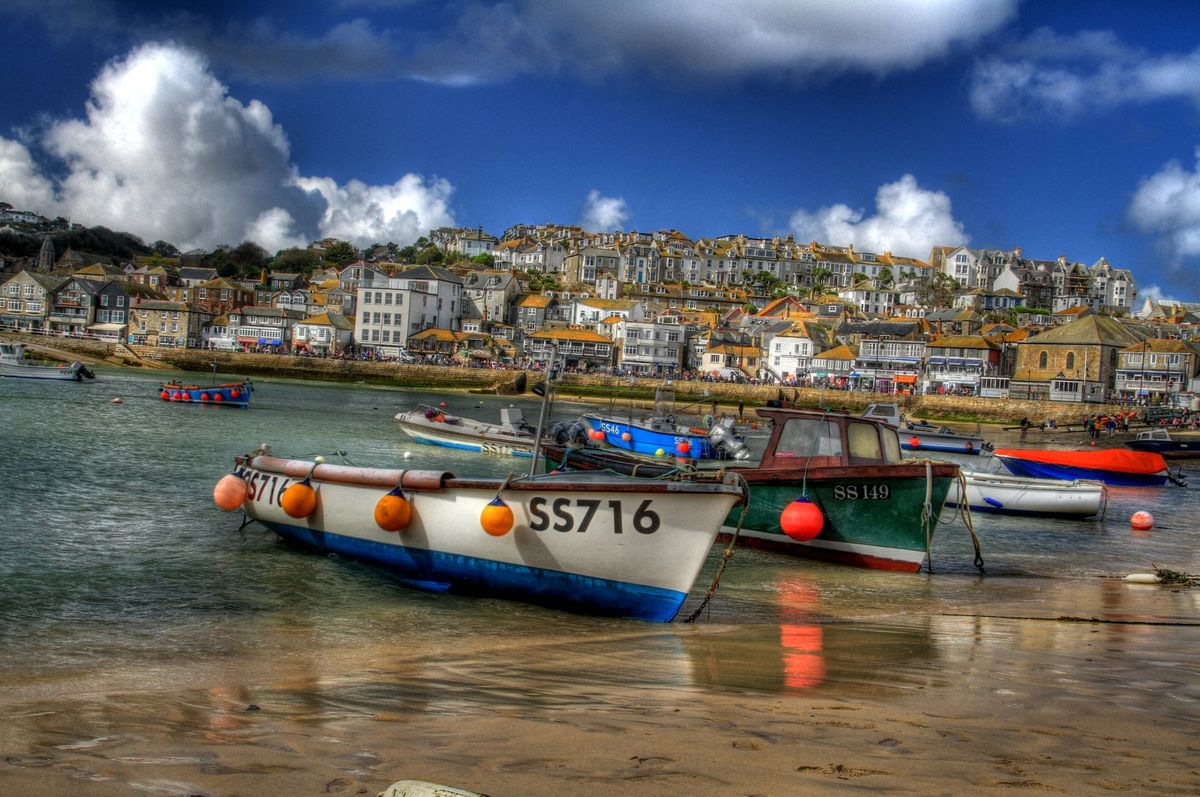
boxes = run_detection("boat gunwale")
[237,454,745,496]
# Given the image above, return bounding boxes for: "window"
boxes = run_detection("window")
[775,418,843,458]
[1065,352,1075,370]
[1038,351,1048,369]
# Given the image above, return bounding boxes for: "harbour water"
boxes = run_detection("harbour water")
[2,368,1199,795]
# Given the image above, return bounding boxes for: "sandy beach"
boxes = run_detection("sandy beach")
[3,573,1198,797]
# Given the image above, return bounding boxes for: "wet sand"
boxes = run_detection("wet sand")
[3,576,1198,797]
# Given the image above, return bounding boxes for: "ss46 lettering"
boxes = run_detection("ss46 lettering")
[526,498,660,534]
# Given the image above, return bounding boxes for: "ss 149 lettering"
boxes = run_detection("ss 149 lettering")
[832,484,891,500]
[526,497,660,534]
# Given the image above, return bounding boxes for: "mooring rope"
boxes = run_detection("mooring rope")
[680,472,751,624]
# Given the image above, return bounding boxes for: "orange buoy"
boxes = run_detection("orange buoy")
[675,440,691,455]
[111,397,122,404]
[374,488,412,531]
[200,392,210,401]
[621,431,632,442]
[910,436,920,448]
[213,473,249,511]
[780,496,824,541]
[230,389,240,398]
[480,496,514,536]
[280,478,318,518]
[160,390,169,400]
[1130,511,1154,531]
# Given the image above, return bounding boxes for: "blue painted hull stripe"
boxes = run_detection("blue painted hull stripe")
[944,501,1095,518]
[262,520,686,621]
[406,434,532,457]
[901,442,982,454]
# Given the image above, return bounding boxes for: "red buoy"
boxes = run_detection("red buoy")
[1130,511,1154,531]
[910,436,920,448]
[780,496,824,542]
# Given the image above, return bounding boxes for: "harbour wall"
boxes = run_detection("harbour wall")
[1,331,1124,425]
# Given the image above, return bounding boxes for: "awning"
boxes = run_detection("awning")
[894,374,918,384]
[88,323,127,331]
[257,338,281,345]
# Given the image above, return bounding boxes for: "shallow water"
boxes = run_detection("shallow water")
[2,368,1199,795]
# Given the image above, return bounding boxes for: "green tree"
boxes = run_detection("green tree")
[272,247,319,274]
[878,267,894,288]
[470,253,495,267]
[415,245,445,265]
[230,241,270,277]
[323,240,358,266]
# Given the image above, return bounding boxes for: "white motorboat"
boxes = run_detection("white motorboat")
[0,341,95,381]
[394,405,538,457]
[945,470,1106,518]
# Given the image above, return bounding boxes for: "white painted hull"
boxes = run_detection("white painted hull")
[945,471,1105,517]
[235,454,744,620]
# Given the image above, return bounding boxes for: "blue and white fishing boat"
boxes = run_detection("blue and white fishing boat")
[863,403,989,454]
[225,454,745,621]
[1,341,95,381]
[394,405,538,457]
[583,384,752,460]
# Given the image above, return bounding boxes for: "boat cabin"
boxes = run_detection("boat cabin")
[756,408,905,469]
[1135,428,1173,442]
[862,403,902,426]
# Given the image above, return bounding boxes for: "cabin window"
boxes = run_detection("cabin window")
[1038,351,1048,369]
[1065,352,1075,370]
[775,418,843,458]
[847,421,884,462]
[881,428,902,463]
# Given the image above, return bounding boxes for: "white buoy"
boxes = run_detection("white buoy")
[379,781,485,797]
[403,451,414,459]
[314,455,326,463]
[110,397,123,404]
[1123,573,1162,584]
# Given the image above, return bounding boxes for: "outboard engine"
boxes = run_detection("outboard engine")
[708,418,752,460]
[78,364,96,380]
[550,420,589,445]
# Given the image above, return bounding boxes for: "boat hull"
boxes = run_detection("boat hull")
[995,456,1166,487]
[234,455,742,621]
[900,434,984,455]
[543,444,955,572]
[161,382,252,406]
[945,472,1104,517]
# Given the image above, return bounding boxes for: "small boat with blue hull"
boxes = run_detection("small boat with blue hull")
[1,341,95,381]
[993,448,1170,486]
[863,403,989,455]
[1125,428,1200,459]
[229,452,746,621]
[161,379,253,406]
[394,405,537,457]
[582,413,751,460]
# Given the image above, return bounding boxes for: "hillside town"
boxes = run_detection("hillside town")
[2,200,1198,407]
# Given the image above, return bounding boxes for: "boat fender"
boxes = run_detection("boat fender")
[965,442,974,452]
[378,780,487,797]
[1122,573,1162,584]
[983,497,1003,509]
[280,477,318,518]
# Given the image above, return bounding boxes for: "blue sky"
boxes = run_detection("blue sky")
[3,1,1200,300]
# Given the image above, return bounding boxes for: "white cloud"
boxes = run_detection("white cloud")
[1138,284,1176,304]
[787,174,968,259]
[2,42,454,251]
[579,190,629,231]
[297,173,454,247]
[970,28,1200,122]
[406,0,1018,85]
[0,138,56,213]
[1128,147,1200,262]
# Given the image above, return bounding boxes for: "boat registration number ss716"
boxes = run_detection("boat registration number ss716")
[526,497,660,534]
[832,484,891,500]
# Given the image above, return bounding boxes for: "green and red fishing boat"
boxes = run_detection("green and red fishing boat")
[542,407,964,572]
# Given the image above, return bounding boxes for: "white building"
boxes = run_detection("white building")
[617,319,686,377]
[354,265,463,356]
